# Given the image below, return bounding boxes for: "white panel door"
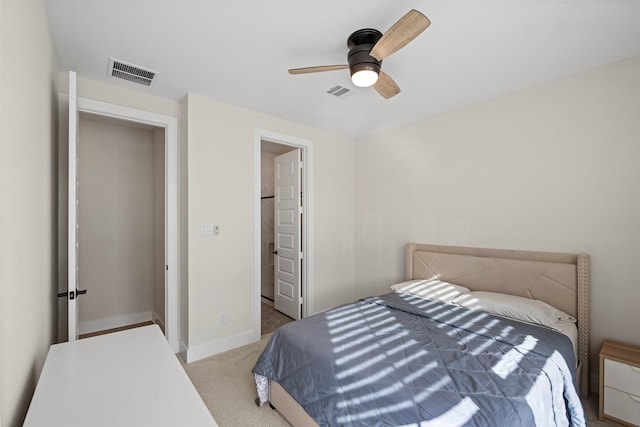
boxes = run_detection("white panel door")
[274,149,301,320]
[67,71,85,341]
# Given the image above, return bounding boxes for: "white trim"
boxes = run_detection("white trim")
[78,311,153,335]
[76,97,180,353]
[179,340,189,360]
[77,98,174,129]
[68,72,78,340]
[253,128,314,338]
[185,330,259,363]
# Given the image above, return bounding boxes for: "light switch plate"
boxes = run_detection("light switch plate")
[200,223,213,236]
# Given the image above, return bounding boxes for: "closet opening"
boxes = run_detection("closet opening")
[76,112,166,339]
[59,81,179,351]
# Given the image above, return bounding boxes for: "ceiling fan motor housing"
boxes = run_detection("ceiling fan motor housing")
[347,28,382,77]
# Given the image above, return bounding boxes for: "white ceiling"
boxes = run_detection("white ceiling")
[46,0,640,139]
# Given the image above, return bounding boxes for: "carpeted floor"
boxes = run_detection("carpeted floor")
[182,333,291,426]
[582,394,620,426]
[182,334,617,427]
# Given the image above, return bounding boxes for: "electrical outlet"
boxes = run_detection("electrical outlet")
[219,312,227,326]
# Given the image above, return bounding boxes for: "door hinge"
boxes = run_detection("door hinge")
[299,206,303,214]
[299,251,303,259]
[299,161,303,169]
[166,265,168,271]
[299,297,303,304]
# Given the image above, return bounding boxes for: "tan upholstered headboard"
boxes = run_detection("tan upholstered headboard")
[405,243,590,397]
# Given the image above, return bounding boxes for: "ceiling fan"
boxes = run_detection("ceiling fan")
[288,9,430,99]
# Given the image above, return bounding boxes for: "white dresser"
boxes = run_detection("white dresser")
[599,339,640,426]
[24,325,217,427]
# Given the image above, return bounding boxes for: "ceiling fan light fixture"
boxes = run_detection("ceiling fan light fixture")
[352,69,379,87]
[350,62,380,87]
[288,10,430,99]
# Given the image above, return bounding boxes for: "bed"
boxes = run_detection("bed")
[253,243,590,426]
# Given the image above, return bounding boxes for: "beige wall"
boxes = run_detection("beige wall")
[0,2,59,426]
[77,115,163,333]
[354,55,640,387]
[186,94,356,352]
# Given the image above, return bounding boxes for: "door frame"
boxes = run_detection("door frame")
[77,97,180,352]
[253,128,313,335]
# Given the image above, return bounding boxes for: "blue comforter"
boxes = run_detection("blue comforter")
[253,292,586,426]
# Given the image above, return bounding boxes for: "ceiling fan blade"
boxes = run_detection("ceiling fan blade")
[374,72,401,99]
[370,9,431,61]
[288,65,349,75]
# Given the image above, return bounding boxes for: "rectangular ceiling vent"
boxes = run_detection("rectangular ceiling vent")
[107,57,158,87]
[326,85,352,98]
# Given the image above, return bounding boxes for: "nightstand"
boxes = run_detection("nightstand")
[599,340,640,426]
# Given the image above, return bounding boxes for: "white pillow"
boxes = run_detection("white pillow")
[452,291,576,330]
[391,279,470,303]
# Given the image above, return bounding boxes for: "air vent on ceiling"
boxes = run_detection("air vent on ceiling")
[326,85,351,98]
[107,57,158,87]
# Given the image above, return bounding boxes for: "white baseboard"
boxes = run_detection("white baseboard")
[152,312,166,332]
[184,329,260,363]
[79,311,153,335]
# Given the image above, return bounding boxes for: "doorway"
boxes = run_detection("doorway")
[76,113,166,337]
[253,128,314,338]
[59,80,179,352]
[260,141,296,333]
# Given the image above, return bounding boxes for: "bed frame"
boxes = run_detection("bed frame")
[266,243,591,426]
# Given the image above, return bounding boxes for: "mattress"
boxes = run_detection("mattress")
[253,292,586,426]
